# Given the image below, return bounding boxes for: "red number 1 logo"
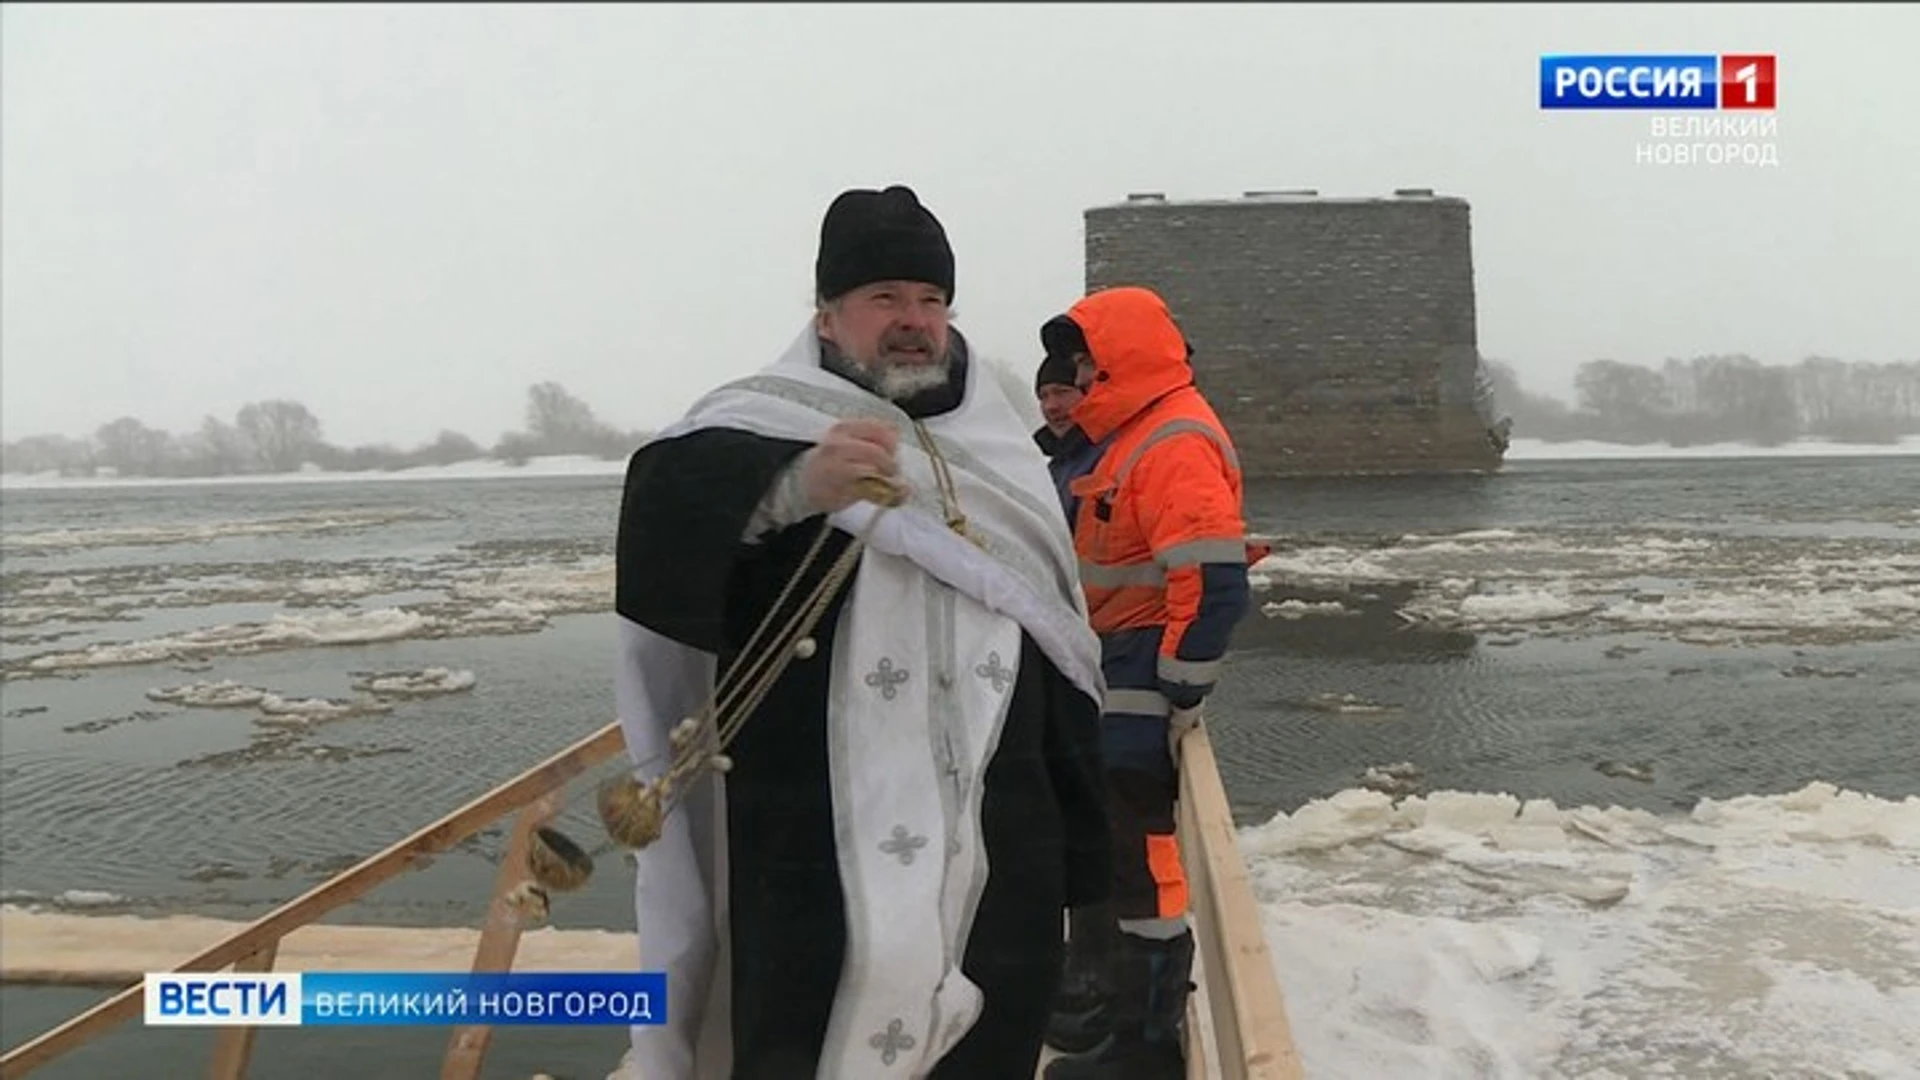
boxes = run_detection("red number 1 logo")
[1720,54,1777,110]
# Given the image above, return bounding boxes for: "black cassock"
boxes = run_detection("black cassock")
[614,363,1111,1079]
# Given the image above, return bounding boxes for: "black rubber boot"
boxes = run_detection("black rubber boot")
[1043,930,1194,1080]
[1044,901,1117,1054]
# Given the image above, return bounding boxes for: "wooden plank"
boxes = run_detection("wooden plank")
[0,722,627,1079]
[0,912,637,986]
[206,940,279,1080]
[1183,808,1243,1080]
[440,794,559,1080]
[1176,725,1305,1080]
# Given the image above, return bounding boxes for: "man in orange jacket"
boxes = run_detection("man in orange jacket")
[1040,286,1254,1079]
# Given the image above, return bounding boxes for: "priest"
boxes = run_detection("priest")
[612,184,1112,1079]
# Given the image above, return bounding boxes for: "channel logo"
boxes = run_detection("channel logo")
[145,973,300,1026]
[142,970,669,1027]
[1540,54,1776,110]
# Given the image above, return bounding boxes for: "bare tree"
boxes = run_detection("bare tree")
[196,416,255,474]
[1791,358,1920,442]
[93,416,173,475]
[525,382,600,451]
[1574,360,1670,441]
[1687,355,1796,445]
[0,434,96,476]
[415,429,484,467]
[236,400,324,473]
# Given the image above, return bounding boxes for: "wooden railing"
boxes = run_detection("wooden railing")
[1177,724,1307,1080]
[2,719,1306,1080]
[0,722,628,1080]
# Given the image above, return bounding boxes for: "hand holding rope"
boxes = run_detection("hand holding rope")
[519,467,909,910]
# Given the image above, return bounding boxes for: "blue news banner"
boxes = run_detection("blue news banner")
[144,971,668,1027]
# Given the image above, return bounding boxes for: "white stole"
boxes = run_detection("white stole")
[615,327,1103,1079]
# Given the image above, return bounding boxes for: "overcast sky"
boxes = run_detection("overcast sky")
[4,3,1916,449]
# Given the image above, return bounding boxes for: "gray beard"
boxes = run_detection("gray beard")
[873,360,952,401]
[823,339,955,403]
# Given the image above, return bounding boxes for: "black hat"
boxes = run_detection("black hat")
[1035,351,1078,393]
[815,185,955,303]
[1039,314,1087,360]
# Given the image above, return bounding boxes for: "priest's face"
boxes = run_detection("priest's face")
[817,280,953,401]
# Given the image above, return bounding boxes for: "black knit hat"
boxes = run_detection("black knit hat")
[1039,313,1087,359]
[1034,351,1078,393]
[815,185,955,303]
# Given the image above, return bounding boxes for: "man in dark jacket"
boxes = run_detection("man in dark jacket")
[1030,350,1120,1052]
[1032,352,1104,523]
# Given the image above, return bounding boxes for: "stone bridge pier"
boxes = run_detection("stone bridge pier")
[1083,189,1508,477]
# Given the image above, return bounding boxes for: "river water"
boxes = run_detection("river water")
[2,453,1916,1078]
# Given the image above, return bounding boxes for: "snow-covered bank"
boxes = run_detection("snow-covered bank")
[1249,780,1920,1078]
[0,454,632,492]
[1506,435,1920,461]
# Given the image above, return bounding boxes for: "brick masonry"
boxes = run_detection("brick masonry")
[1084,191,1507,477]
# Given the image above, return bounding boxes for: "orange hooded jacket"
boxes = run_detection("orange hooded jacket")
[1058,287,1253,719]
